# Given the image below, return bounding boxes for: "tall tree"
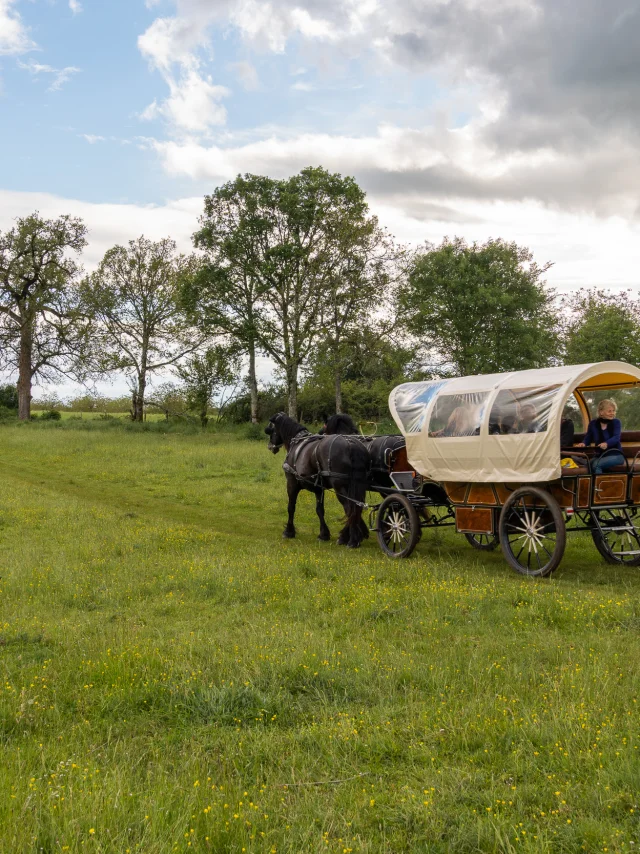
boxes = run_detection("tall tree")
[563,289,640,365]
[399,237,559,377]
[189,176,268,424]
[0,212,89,419]
[316,216,399,412]
[81,237,205,421]
[194,168,385,418]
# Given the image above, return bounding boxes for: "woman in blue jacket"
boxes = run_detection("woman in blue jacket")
[575,399,625,474]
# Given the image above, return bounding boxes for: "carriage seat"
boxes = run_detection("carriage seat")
[559,457,640,476]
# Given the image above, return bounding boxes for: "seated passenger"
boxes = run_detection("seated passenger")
[518,403,541,433]
[500,414,518,434]
[575,399,624,474]
[432,406,476,437]
[560,418,575,448]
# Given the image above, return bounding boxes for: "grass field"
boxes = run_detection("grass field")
[1,423,639,853]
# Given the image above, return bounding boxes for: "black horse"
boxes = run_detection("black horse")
[319,413,360,435]
[321,414,407,494]
[265,412,370,548]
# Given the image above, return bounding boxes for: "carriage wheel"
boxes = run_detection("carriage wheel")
[498,487,566,577]
[377,494,421,559]
[591,509,640,566]
[465,532,499,551]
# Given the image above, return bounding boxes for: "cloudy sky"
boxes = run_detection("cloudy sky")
[1,0,639,394]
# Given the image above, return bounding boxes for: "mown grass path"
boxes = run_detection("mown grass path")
[0,425,639,853]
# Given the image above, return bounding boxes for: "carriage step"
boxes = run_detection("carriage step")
[602,525,636,532]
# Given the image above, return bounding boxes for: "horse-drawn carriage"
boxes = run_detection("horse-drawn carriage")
[374,361,640,575]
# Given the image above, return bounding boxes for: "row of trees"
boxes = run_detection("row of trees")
[1,166,638,424]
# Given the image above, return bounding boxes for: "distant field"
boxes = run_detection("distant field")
[31,410,167,422]
[0,423,639,853]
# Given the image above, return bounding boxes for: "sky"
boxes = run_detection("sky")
[1,0,640,397]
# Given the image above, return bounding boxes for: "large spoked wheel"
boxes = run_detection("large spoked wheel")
[464,532,499,551]
[377,494,421,559]
[499,487,566,577]
[591,509,640,566]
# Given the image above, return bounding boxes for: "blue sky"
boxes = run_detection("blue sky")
[1,0,640,397]
[0,0,446,206]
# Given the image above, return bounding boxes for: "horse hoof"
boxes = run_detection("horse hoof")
[317,534,331,542]
[347,542,361,549]
[282,530,296,539]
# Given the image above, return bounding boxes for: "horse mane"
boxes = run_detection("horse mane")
[323,413,359,435]
[272,412,308,444]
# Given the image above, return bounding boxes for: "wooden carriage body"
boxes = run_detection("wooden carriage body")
[377,362,640,573]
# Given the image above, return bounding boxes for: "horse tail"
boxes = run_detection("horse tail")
[346,437,369,526]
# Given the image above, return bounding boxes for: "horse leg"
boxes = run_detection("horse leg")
[283,476,300,539]
[335,493,350,545]
[347,502,365,549]
[315,488,331,541]
[335,489,362,547]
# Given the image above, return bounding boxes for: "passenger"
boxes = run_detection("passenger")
[575,399,625,474]
[560,418,575,448]
[518,402,541,433]
[432,405,476,437]
[500,414,518,434]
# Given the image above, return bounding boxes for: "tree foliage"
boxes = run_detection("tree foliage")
[81,237,205,421]
[0,212,89,419]
[399,237,559,377]
[177,344,242,427]
[193,168,392,417]
[563,289,640,365]
[0,383,18,410]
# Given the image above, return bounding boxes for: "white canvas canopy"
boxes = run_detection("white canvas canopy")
[389,362,640,483]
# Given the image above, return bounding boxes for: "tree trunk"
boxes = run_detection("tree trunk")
[133,372,146,422]
[334,368,342,414]
[247,340,259,424]
[286,364,298,419]
[17,315,33,421]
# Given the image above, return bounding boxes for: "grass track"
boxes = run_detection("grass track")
[0,424,639,853]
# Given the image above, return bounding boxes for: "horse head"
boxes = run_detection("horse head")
[265,412,287,453]
[321,413,359,435]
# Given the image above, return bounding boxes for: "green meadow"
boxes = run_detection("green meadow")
[0,423,639,853]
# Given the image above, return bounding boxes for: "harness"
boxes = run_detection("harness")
[281,432,370,507]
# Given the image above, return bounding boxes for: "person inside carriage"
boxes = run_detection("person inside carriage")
[575,398,625,474]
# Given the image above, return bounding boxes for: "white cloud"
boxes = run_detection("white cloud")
[0,0,34,55]
[18,59,81,91]
[138,14,230,134]
[140,67,229,133]
[229,60,260,91]
[0,189,199,270]
[80,134,105,144]
[69,0,82,15]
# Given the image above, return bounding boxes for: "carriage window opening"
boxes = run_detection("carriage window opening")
[392,380,449,434]
[488,385,560,436]
[428,392,490,438]
[581,387,640,431]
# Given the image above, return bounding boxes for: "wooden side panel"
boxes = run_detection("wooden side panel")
[631,476,640,505]
[456,507,493,534]
[577,477,591,508]
[494,484,514,505]
[390,446,410,472]
[466,484,498,506]
[549,480,575,509]
[445,482,468,504]
[594,475,627,505]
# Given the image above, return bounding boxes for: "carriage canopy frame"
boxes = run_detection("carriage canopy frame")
[389,362,640,484]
